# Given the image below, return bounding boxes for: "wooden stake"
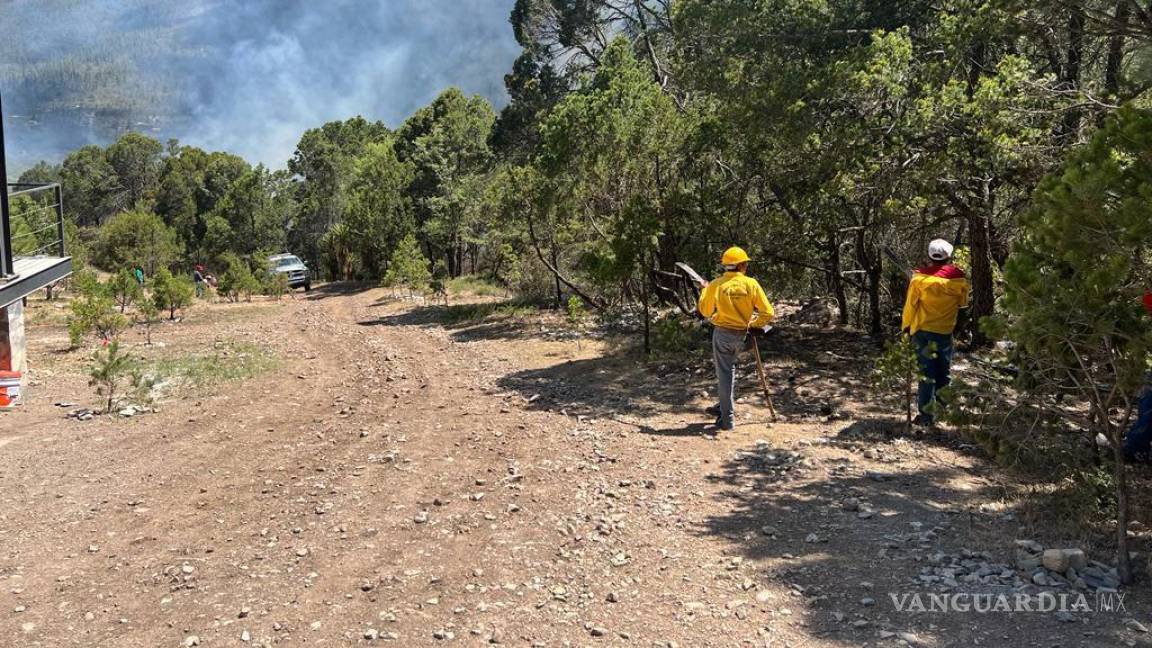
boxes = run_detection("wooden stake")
[751,337,778,421]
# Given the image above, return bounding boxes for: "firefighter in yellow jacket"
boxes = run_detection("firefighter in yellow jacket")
[697,247,774,431]
[902,239,970,426]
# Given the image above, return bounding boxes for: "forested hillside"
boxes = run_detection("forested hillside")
[23,0,1152,336]
[0,0,519,170]
[0,0,199,169]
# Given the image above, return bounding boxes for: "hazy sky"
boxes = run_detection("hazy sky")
[180,0,522,164]
[2,0,521,168]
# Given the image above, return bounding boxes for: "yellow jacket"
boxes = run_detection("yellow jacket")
[698,271,774,330]
[901,264,970,335]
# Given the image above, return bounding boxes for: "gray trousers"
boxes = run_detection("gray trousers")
[712,327,746,424]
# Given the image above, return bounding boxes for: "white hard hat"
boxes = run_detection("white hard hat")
[928,239,954,261]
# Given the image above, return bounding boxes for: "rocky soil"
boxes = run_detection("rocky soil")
[1,285,1149,647]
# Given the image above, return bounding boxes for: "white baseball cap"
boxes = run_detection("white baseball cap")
[928,239,954,261]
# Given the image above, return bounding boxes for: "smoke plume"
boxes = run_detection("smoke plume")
[0,0,520,171]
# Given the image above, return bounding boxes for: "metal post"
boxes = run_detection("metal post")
[0,91,13,276]
[54,183,65,256]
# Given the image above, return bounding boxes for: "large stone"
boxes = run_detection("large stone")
[1015,551,1042,571]
[1042,549,1070,574]
[1062,549,1087,572]
[1015,539,1043,553]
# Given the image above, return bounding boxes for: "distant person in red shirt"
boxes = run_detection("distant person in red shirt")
[194,265,207,298]
[901,239,970,427]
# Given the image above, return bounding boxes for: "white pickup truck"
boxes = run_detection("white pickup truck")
[268,253,312,292]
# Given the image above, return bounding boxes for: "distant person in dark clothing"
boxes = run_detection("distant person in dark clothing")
[1122,292,1152,462]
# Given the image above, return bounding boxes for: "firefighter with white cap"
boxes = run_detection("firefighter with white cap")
[697,247,775,431]
[901,239,970,426]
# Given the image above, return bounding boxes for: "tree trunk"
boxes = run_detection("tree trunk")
[867,261,882,341]
[1105,0,1131,96]
[968,211,995,345]
[827,235,849,325]
[551,247,563,310]
[1111,423,1133,584]
[853,226,882,340]
[642,254,651,355]
[1061,2,1087,137]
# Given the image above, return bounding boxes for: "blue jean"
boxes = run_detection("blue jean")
[913,331,953,422]
[1123,386,1152,462]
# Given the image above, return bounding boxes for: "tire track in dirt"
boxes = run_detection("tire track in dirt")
[7,288,1139,647]
[0,289,807,647]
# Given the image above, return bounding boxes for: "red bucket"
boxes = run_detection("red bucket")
[0,371,21,408]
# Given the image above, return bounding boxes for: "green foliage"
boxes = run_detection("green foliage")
[321,221,358,281]
[263,269,291,301]
[8,193,58,256]
[651,312,705,357]
[67,272,128,348]
[150,342,277,392]
[206,165,290,258]
[446,274,507,297]
[99,207,181,275]
[873,335,921,430]
[289,116,392,270]
[438,299,537,326]
[536,39,682,296]
[63,220,90,271]
[991,107,1152,584]
[88,340,152,413]
[60,145,118,226]
[383,233,432,292]
[1056,468,1119,524]
[108,268,144,313]
[105,132,164,208]
[151,268,195,320]
[397,87,496,278]
[135,299,160,346]
[345,140,415,278]
[217,256,261,303]
[994,107,1152,425]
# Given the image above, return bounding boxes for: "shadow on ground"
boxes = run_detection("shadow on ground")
[491,325,885,421]
[358,299,548,343]
[692,433,1141,647]
[302,281,379,301]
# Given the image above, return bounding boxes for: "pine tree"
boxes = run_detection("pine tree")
[109,268,144,313]
[135,300,160,346]
[67,271,128,348]
[151,268,195,320]
[264,270,291,301]
[218,257,261,303]
[992,107,1152,584]
[88,341,140,413]
[383,233,432,298]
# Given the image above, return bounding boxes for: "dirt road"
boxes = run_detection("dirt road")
[1,286,1146,647]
